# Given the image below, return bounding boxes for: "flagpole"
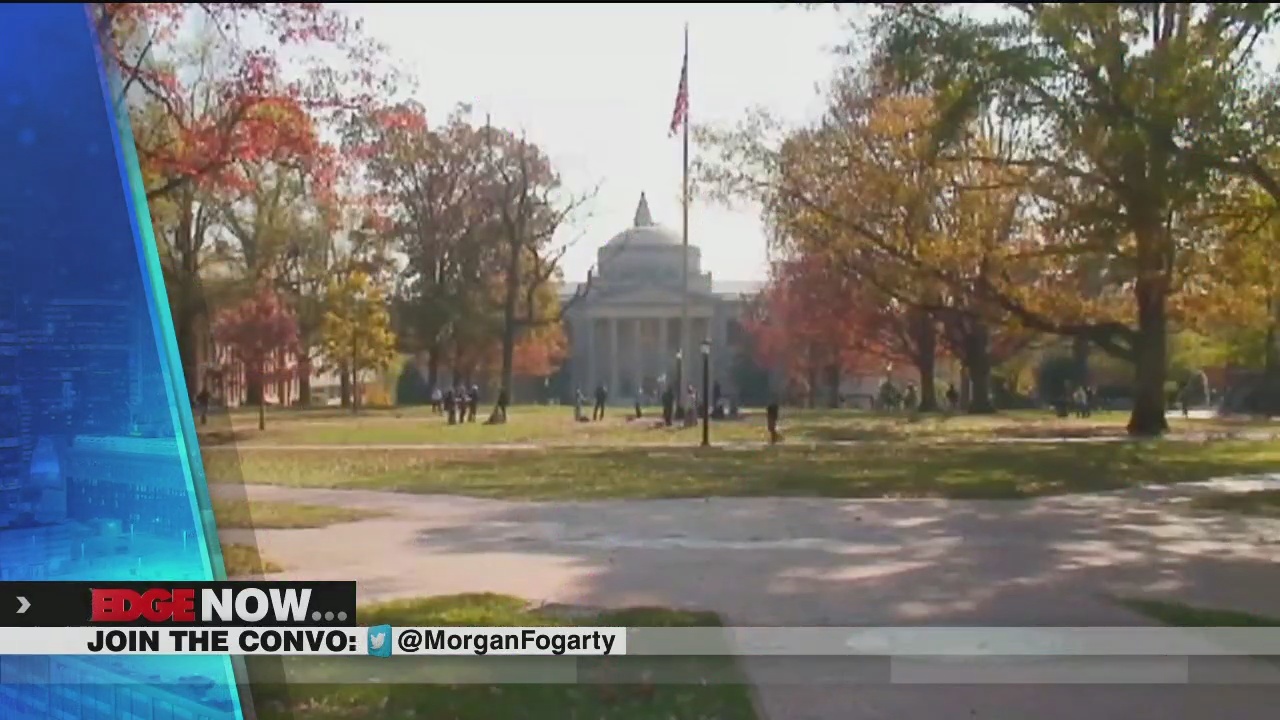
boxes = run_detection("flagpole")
[678,22,690,415]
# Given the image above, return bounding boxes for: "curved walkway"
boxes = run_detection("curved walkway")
[214,475,1280,719]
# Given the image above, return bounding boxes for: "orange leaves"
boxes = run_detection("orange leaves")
[111,3,391,201]
[512,327,568,379]
[749,254,912,387]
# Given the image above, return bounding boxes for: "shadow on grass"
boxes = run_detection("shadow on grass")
[245,593,756,720]
[211,440,1280,501]
[1119,598,1280,627]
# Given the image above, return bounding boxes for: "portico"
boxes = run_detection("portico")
[561,193,750,403]
[580,313,714,400]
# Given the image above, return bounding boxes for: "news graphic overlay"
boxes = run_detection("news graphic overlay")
[391,627,624,657]
[367,625,392,658]
[2,581,361,656]
[0,4,240,719]
[0,580,627,658]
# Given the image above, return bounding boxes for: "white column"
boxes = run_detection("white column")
[586,316,596,391]
[714,312,730,389]
[610,317,619,396]
[632,318,642,398]
[659,316,669,383]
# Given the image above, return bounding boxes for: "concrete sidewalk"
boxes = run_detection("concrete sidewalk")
[215,480,1280,719]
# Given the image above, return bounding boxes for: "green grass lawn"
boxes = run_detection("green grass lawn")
[1189,489,1280,518]
[1119,598,1280,627]
[203,439,1280,500]
[198,406,1278,448]
[212,498,384,529]
[246,593,757,720]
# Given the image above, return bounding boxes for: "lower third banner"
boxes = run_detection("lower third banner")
[0,627,628,656]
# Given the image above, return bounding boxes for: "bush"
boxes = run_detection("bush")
[363,385,392,408]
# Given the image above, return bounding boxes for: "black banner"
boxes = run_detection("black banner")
[0,580,357,627]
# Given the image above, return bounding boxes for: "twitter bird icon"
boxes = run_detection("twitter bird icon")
[367,624,392,657]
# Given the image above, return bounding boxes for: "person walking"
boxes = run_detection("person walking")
[593,384,608,421]
[195,387,211,426]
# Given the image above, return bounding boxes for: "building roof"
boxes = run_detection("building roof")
[603,193,682,248]
[557,278,764,301]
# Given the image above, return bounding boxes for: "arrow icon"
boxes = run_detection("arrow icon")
[16,596,29,614]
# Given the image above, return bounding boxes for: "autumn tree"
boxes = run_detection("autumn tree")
[483,126,594,407]
[698,93,962,412]
[105,4,393,397]
[101,2,393,202]
[274,207,343,406]
[321,270,398,413]
[747,256,880,407]
[212,285,299,430]
[866,2,1280,435]
[1183,182,1280,411]
[344,103,502,389]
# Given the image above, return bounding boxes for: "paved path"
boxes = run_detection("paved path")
[212,475,1280,719]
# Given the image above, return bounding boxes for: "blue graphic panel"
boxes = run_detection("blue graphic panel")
[0,4,244,718]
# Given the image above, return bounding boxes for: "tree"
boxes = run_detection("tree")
[109,3,390,396]
[212,285,299,430]
[867,2,1280,434]
[321,270,398,413]
[483,126,593,408]
[344,103,501,390]
[276,209,342,406]
[698,93,965,412]
[101,2,394,201]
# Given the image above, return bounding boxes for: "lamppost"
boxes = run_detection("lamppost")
[700,338,711,447]
[674,349,684,419]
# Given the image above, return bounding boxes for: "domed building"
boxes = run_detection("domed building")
[560,193,763,403]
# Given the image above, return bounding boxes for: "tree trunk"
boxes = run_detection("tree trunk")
[256,363,266,425]
[499,240,522,404]
[1128,276,1170,436]
[806,346,818,409]
[965,321,996,414]
[959,366,971,410]
[912,310,939,412]
[297,355,312,407]
[427,346,441,390]
[827,362,841,409]
[339,365,351,408]
[245,375,263,407]
[175,310,200,400]
[351,340,361,415]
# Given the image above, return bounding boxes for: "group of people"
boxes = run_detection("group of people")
[428,384,512,425]
[573,380,752,432]
[876,381,919,411]
[430,384,481,425]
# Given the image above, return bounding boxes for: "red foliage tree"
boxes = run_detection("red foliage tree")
[99,2,396,201]
[746,254,936,406]
[212,286,300,429]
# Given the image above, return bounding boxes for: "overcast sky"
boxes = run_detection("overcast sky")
[338,3,854,282]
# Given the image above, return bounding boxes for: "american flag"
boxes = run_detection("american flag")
[669,51,688,137]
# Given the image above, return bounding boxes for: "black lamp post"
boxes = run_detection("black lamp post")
[700,338,711,447]
[674,349,684,419]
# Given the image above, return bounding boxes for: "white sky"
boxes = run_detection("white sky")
[340,3,855,282]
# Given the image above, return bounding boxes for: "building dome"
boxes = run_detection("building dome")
[604,192,681,248]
